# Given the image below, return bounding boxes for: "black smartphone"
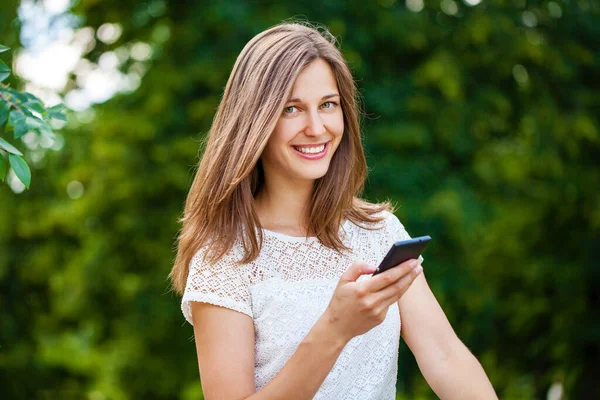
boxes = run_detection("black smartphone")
[372,236,431,276]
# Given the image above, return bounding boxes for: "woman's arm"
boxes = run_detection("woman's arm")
[398,272,498,399]
[191,301,347,400]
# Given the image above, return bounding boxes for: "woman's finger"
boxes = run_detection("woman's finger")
[375,264,423,307]
[365,258,422,293]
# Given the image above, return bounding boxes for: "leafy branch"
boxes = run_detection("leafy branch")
[0,44,67,189]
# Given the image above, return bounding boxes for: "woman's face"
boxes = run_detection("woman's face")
[261,58,344,184]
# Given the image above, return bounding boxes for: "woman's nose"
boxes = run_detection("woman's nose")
[304,111,326,137]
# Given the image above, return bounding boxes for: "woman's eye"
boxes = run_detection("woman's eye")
[283,106,297,114]
[321,101,337,109]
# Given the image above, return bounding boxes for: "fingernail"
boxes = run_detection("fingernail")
[415,266,423,275]
[411,259,419,267]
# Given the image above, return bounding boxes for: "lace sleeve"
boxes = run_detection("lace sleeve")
[386,212,425,263]
[181,245,252,325]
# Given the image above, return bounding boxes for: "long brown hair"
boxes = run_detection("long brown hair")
[170,22,390,294]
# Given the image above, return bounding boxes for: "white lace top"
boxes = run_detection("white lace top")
[181,211,421,399]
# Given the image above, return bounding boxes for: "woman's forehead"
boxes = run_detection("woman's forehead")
[288,59,339,101]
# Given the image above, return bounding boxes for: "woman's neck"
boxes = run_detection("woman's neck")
[254,177,314,237]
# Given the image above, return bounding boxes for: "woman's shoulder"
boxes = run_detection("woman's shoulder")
[378,210,404,230]
[191,236,247,271]
[345,207,414,247]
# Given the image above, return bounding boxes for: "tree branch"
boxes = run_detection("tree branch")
[0,82,23,113]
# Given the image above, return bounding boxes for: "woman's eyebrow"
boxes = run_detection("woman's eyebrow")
[286,93,340,103]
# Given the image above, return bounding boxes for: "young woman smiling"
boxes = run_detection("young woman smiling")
[170,22,497,400]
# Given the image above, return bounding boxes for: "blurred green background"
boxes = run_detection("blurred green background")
[1,0,599,399]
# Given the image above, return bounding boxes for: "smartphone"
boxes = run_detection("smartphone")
[372,236,431,276]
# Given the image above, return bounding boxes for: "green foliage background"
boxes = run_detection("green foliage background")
[1,0,599,399]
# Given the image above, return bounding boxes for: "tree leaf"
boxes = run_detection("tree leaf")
[0,101,10,125]
[0,137,22,155]
[47,104,67,121]
[47,104,66,113]
[21,107,34,118]
[9,153,31,189]
[0,151,6,182]
[9,90,27,104]
[0,58,9,82]
[8,109,25,126]
[23,92,41,102]
[25,116,42,129]
[0,45,10,54]
[39,121,55,138]
[24,100,45,114]
[49,111,67,122]
[14,119,28,139]
[0,59,9,72]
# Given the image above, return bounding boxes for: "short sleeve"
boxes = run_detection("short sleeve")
[181,245,253,325]
[384,211,425,263]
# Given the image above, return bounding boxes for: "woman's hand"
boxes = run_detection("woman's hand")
[323,258,423,343]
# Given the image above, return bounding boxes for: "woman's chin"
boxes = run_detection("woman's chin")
[296,166,330,181]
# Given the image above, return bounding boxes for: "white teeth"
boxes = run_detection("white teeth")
[295,144,325,154]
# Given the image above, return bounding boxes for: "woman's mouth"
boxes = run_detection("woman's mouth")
[291,142,329,160]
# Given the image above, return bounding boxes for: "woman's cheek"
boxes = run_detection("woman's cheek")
[332,115,345,138]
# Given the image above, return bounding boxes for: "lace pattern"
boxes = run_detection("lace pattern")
[181,211,420,399]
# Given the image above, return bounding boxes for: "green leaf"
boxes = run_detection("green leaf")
[9,153,30,188]
[0,59,10,83]
[21,107,34,118]
[0,151,6,182]
[24,100,45,114]
[24,117,54,139]
[8,109,25,126]
[0,101,10,125]
[49,111,67,122]
[23,93,41,102]
[47,104,67,121]
[39,121,55,138]
[0,45,10,54]
[47,104,66,112]
[14,119,28,139]
[0,137,22,155]
[0,59,9,72]
[10,90,27,103]
[25,116,42,129]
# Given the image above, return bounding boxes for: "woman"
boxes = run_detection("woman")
[170,22,497,399]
